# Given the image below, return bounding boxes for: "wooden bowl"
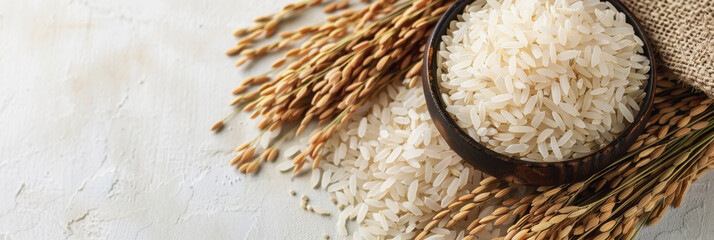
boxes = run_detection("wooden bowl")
[422,0,656,186]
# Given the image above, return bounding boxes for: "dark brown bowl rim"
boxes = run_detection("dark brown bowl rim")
[422,0,656,185]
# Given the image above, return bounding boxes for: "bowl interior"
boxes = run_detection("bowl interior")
[422,0,656,185]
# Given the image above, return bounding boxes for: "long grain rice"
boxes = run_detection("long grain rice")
[312,83,481,239]
[439,0,648,161]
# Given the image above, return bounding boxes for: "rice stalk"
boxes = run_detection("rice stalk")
[420,74,714,240]
[215,0,453,174]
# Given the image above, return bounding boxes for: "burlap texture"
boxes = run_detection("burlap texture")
[619,0,714,96]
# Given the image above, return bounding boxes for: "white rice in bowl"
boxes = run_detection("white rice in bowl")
[438,0,649,162]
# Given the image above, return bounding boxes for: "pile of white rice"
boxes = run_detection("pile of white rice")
[438,0,649,161]
[280,84,501,239]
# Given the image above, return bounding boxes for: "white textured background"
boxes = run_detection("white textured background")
[0,0,712,239]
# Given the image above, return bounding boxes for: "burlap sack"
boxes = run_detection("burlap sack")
[619,0,714,96]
